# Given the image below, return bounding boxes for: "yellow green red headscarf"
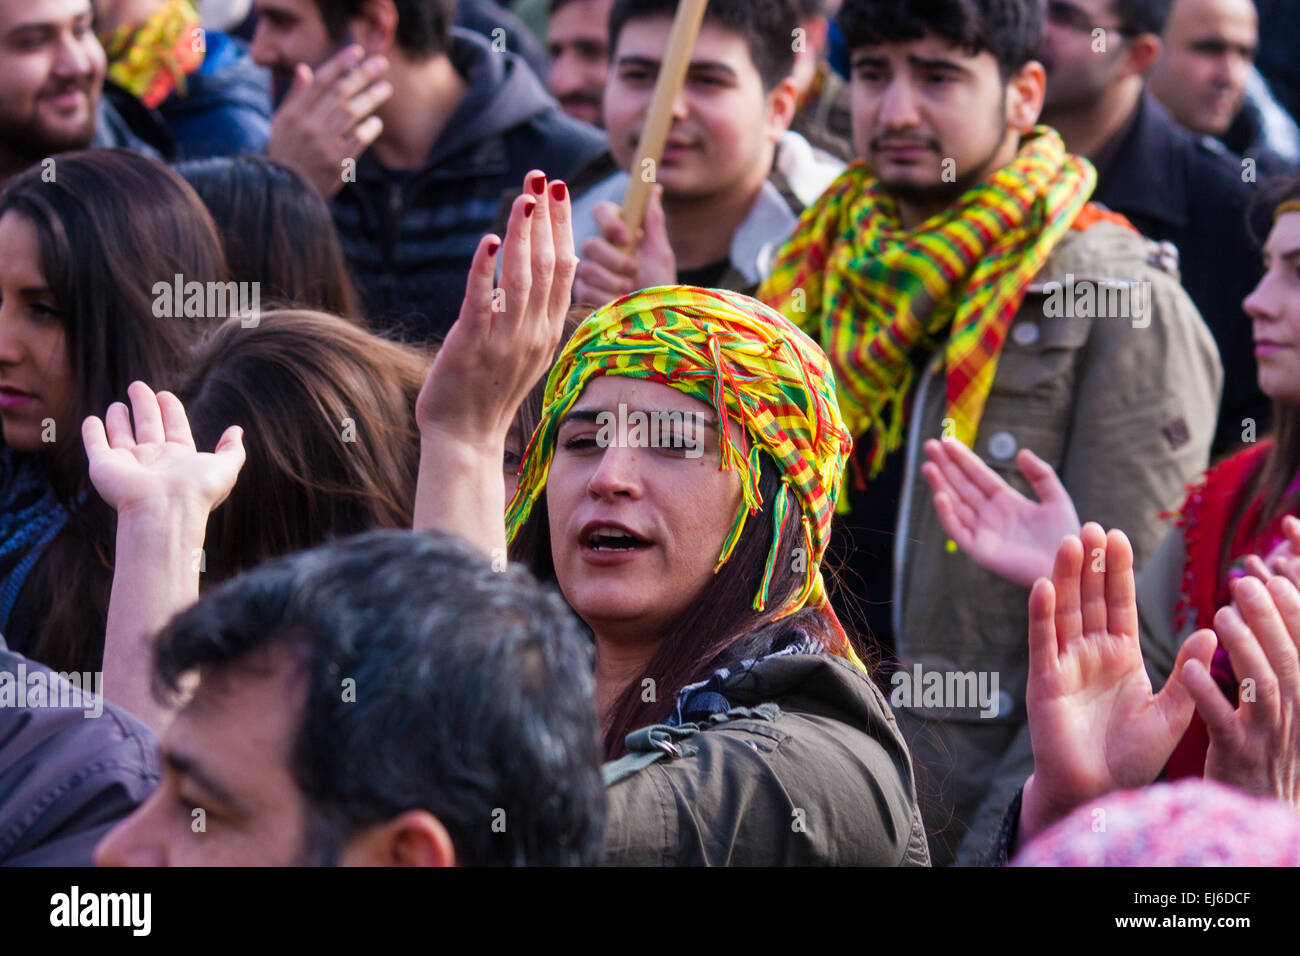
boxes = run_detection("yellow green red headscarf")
[101,0,205,109]
[759,126,1095,485]
[505,286,861,667]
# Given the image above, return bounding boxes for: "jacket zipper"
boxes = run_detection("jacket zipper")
[891,355,939,653]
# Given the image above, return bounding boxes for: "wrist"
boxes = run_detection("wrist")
[116,498,210,549]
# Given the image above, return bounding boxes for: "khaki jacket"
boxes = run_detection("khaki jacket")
[888,220,1223,864]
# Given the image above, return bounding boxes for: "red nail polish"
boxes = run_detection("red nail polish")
[487,238,501,255]
[550,181,567,202]
[524,201,536,218]
[531,176,546,195]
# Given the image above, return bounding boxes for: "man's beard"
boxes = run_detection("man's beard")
[0,97,99,169]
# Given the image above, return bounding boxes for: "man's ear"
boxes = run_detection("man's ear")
[766,77,800,141]
[1121,33,1163,78]
[339,810,457,867]
[352,0,400,56]
[1006,60,1047,134]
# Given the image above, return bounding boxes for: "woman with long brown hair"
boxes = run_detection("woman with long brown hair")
[0,149,226,672]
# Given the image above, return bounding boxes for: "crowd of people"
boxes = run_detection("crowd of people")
[1,0,1299,867]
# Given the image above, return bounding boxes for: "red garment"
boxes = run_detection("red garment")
[1164,440,1294,777]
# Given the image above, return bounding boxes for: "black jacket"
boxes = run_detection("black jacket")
[0,648,158,865]
[1094,94,1268,458]
[331,28,606,342]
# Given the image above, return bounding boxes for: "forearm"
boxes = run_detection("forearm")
[413,432,508,558]
[103,502,209,733]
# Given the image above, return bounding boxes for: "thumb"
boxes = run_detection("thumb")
[1017,448,1067,504]
[640,185,676,283]
[215,425,247,466]
[1156,627,1217,727]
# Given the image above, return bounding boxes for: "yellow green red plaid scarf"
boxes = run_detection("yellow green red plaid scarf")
[505,286,861,667]
[101,0,205,108]
[759,127,1095,482]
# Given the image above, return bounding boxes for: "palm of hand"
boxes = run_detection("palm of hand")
[89,440,239,514]
[971,490,1079,582]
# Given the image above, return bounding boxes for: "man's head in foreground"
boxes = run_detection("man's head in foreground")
[1147,0,1257,137]
[95,530,605,866]
[0,0,104,177]
[838,0,1047,214]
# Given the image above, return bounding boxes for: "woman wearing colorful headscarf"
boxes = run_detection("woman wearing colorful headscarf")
[413,173,929,866]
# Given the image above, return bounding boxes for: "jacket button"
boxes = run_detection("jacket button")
[988,431,1017,460]
[1011,322,1039,345]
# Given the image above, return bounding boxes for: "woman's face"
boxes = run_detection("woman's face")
[1245,211,1300,406]
[0,212,73,452]
[545,375,743,643]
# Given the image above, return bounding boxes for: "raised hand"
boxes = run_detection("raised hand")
[82,381,245,519]
[1182,574,1300,809]
[413,170,576,550]
[1018,523,1216,844]
[573,185,676,307]
[921,438,1080,589]
[267,45,392,199]
[1240,515,1300,593]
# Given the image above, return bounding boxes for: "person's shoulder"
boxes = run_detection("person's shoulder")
[602,654,927,866]
[0,651,158,865]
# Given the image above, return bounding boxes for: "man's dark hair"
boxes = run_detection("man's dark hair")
[608,0,801,91]
[152,530,605,866]
[837,0,1044,80]
[1110,0,1173,37]
[314,0,455,57]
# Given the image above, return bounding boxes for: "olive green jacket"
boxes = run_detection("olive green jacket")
[889,221,1223,865]
[601,653,931,866]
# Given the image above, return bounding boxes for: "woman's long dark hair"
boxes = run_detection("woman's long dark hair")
[1221,172,1300,578]
[174,156,363,322]
[176,310,430,583]
[0,149,227,672]
[511,439,858,759]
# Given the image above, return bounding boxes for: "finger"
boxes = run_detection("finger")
[126,381,165,446]
[574,259,635,304]
[579,233,642,278]
[1078,522,1109,637]
[591,201,633,249]
[305,45,367,105]
[104,401,136,449]
[946,435,1010,500]
[276,62,314,113]
[498,193,537,324]
[1155,627,1217,729]
[455,233,504,331]
[1181,655,1239,741]
[1230,575,1297,697]
[1102,528,1139,639]
[1285,515,1300,553]
[327,78,393,137]
[927,437,996,511]
[1243,554,1274,584]
[1051,534,1084,651]
[214,425,247,465]
[1214,595,1279,723]
[931,487,974,551]
[339,114,384,162]
[640,185,675,284]
[1017,448,1069,505]
[1261,575,1300,695]
[81,415,109,460]
[1028,577,1060,673]
[523,171,555,320]
[547,180,577,320]
[155,390,195,449]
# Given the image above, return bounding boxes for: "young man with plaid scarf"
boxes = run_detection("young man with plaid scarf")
[759,0,1222,865]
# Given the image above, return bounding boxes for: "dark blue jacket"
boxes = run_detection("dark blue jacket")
[1094,94,1269,458]
[331,28,606,341]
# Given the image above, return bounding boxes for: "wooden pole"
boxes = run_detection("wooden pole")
[619,0,709,249]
